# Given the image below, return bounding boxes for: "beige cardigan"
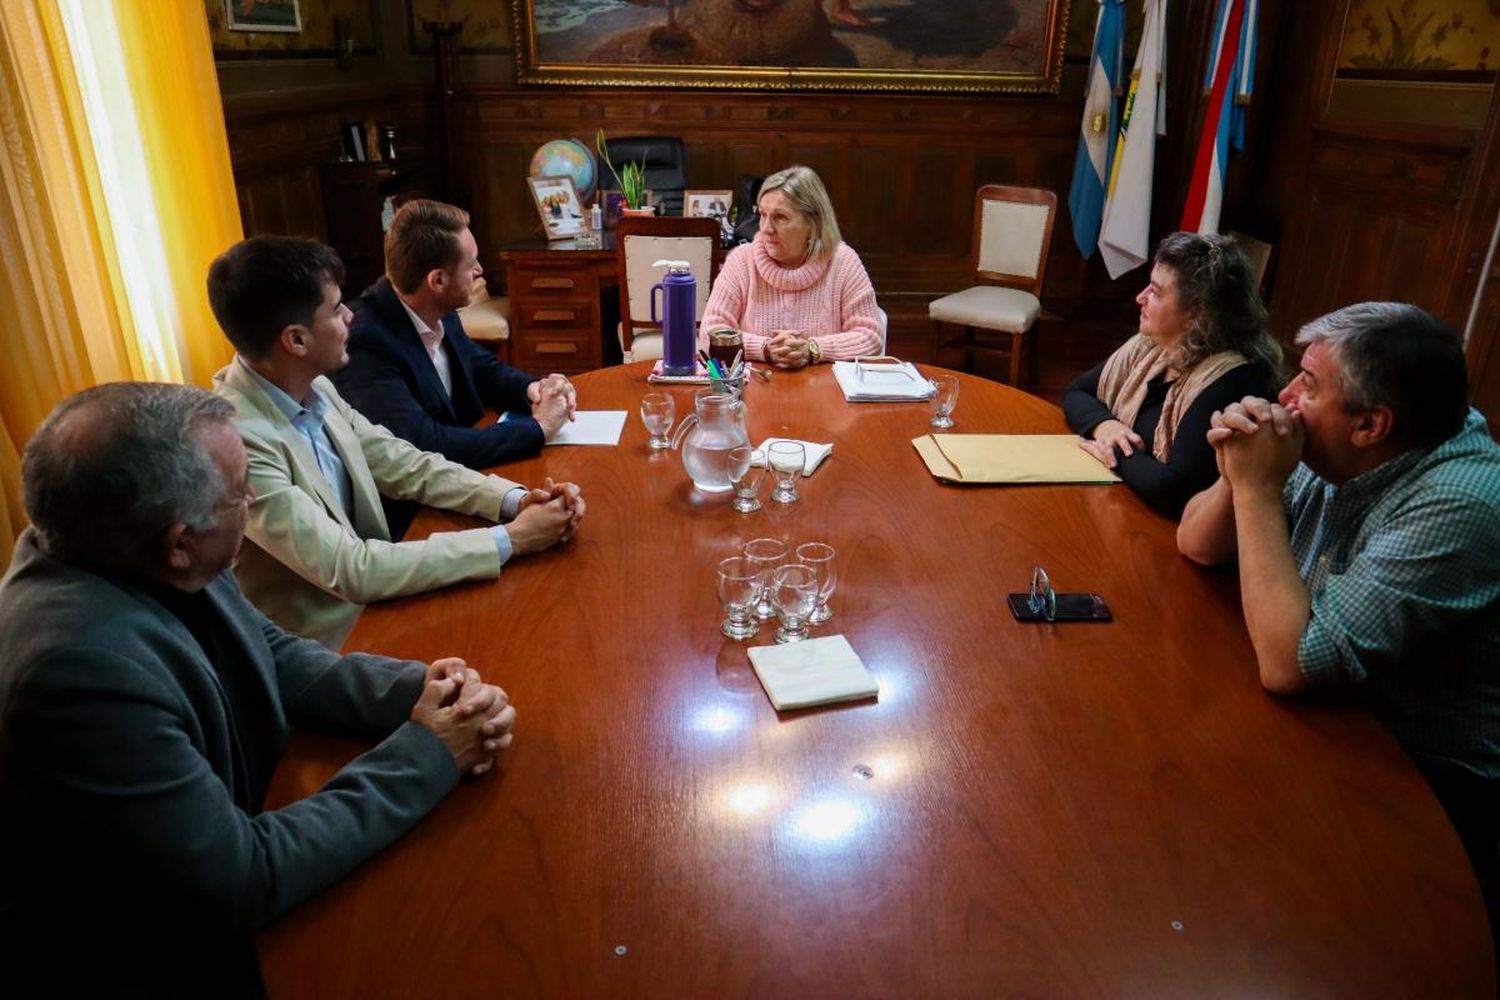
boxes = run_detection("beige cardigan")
[215,360,519,649]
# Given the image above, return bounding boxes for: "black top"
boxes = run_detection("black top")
[1062,358,1273,518]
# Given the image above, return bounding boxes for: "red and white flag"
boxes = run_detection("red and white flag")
[1180,0,1257,235]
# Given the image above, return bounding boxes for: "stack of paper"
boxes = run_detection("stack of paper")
[912,434,1122,484]
[746,634,879,711]
[831,359,935,402]
[755,437,832,476]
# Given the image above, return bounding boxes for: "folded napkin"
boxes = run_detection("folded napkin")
[747,634,879,711]
[831,358,935,402]
[912,434,1121,484]
[755,437,832,476]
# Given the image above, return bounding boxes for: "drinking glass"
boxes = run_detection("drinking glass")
[795,541,837,625]
[729,445,765,513]
[716,556,761,640]
[708,328,743,373]
[929,375,959,429]
[743,537,787,621]
[640,392,675,449]
[771,563,818,643]
[767,441,805,504]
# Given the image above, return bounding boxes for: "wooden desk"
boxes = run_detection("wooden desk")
[260,364,1492,996]
[501,235,618,376]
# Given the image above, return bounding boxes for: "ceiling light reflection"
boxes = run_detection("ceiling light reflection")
[690,704,746,737]
[723,781,777,818]
[789,797,866,845]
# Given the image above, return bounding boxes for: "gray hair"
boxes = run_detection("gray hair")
[759,165,842,262]
[23,382,236,569]
[1295,302,1468,447]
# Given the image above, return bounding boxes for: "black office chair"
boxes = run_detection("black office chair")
[603,136,686,217]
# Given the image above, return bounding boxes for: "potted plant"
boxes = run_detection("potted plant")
[595,128,652,216]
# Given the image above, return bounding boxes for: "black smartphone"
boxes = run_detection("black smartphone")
[1006,592,1113,623]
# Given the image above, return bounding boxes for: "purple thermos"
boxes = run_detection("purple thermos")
[650,259,697,376]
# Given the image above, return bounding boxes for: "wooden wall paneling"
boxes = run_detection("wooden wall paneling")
[1270,125,1475,336]
[1455,84,1500,433]
[454,90,1087,313]
[1468,250,1500,434]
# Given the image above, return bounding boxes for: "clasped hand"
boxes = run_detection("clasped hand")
[410,657,516,778]
[765,330,810,369]
[528,374,576,437]
[1208,395,1305,491]
[508,477,585,554]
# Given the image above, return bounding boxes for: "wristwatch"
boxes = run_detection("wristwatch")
[807,338,822,364]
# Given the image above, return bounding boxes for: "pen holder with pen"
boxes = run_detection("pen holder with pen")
[709,373,746,398]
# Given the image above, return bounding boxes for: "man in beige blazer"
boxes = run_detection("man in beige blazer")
[209,235,584,648]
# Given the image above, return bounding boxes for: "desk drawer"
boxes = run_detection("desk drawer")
[515,299,596,332]
[512,334,597,373]
[511,269,589,297]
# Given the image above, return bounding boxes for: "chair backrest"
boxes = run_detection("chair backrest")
[1227,229,1273,291]
[604,136,686,216]
[972,185,1057,298]
[615,215,723,351]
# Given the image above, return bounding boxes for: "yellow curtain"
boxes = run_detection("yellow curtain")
[0,1,241,567]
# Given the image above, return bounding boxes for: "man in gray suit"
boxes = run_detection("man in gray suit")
[0,382,516,997]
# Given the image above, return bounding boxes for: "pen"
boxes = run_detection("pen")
[697,349,712,373]
[749,365,771,382]
[707,358,723,379]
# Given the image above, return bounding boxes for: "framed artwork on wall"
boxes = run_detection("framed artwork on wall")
[684,190,733,219]
[529,176,586,240]
[513,0,1071,94]
[225,0,303,34]
[1327,0,1500,128]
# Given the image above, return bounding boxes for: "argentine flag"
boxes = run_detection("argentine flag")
[1181,0,1258,234]
[1068,0,1126,258]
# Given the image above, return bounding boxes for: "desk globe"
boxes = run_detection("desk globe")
[529,138,596,203]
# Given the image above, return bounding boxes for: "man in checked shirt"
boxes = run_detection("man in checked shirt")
[1178,302,1500,944]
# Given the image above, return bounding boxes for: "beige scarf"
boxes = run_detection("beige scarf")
[1095,333,1249,462]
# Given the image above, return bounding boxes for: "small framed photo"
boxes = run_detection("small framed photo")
[685,190,733,220]
[528,176,585,240]
[225,0,302,33]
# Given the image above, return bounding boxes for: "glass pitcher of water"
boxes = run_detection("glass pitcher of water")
[669,391,749,494]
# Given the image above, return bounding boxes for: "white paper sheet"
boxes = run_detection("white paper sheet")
[547,410,627,446]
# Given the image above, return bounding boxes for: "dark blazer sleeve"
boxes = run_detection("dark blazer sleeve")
[6,598,458,931]
[448,315,536,413]
[337,299,546,471]
[1062,360,1116,437]
[1112,363,1272,519]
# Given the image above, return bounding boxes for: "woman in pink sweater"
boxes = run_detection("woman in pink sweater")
[700,165,882,368]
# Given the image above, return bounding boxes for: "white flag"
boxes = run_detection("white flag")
[1099,0,1168,280]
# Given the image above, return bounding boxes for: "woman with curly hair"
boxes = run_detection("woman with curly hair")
[1064,232,1284,518]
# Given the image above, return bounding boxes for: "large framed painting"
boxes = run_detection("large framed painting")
[1327,0,1500,128]
[514,0,1072,94]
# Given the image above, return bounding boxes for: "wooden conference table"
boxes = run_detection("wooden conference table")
[260,363,1492,997]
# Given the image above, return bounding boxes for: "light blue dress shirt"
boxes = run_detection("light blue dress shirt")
[235,357,517,563]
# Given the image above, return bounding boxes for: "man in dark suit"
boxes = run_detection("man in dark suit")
[334,200,576,496]
[0,382,517,997]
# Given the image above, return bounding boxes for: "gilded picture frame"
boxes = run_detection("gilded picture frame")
[514,1,1071,95]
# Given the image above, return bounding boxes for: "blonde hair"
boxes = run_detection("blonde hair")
[759,165,841,262]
